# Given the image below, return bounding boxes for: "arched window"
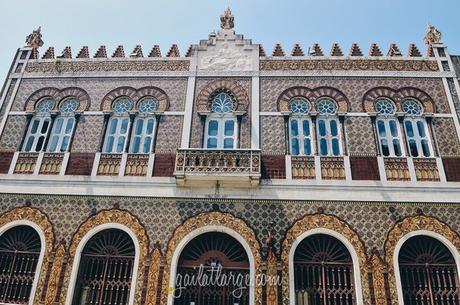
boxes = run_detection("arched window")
[174,232,250,305]
[22,98,54,152]
[401,99,432,157]
[129,97,158,154]
[103,98,133,153]
[204,91,238,149]
[0,226,41,305]
[294,234,355,305]
[374,98,404,157]
[315,98,341,156]
[71,229,135,305]
[289,98,313,156]
[398,235,460,305]
[48,98,79,152]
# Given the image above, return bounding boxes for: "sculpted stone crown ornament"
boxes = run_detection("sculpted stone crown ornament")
[220,7,234,30]
[424,24,442,45]
[25,26,44,49]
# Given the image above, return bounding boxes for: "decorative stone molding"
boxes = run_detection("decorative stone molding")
[101,86,169,112]
[196,79,249,112]
[97,153,122,176]
[260,59,439,72]
[145,248,162,305]
[44,242,67,305]
[363,87,435,113]
[25,87,90,112]
[266,251,278,305]
[125,154,149,176]
[277,86,349,113]
[383,157,410,181]
[413,158,440,181]
[281,213,370,305]
[25,60,190,74]
[39,153,64,175]
[0,207,55,305]
[384,215,460,305]
[161,211,262,305]
[14,153,39,174]
[369,251,386,305]
[321,157,346,180]
[291,156,315,179]
[60,208,149,305]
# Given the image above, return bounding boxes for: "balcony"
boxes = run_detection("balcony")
[174,149,261,187]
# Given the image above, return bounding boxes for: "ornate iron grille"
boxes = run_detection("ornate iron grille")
[399,236,460,305]
[294,234,355,305]
[174,232,250,305]
[72,229,135,305]
[0,225,41,305]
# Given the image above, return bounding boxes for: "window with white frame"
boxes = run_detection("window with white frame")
[401,99,432,157]
[288,98,313,156]
[103,98,133,153]
[315,98,341,156]
[129,97,158,154]
[204,91,238,149]
[22,98,54,152]
[374,98,404,157]
[47,98,79,152]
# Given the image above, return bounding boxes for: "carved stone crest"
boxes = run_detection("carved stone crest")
[220,7,234,30]
[424,24,442,45]
[25,27,44,49]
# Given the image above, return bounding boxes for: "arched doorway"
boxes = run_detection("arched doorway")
[398,235,460,305]
[71,229,136,305]
[0,225,41,305]
[173,232,250,305]
[293,234,355,305]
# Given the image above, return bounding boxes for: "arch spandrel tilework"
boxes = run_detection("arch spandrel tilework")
[363,87,436,113]
[25,87,90,112]
[44,242,66,305]
[161,211,262,305]
[277,86,349,113]
[101,86,169,112]
[281,213,370,305]
[196,79,250,112]
[369,251,386,305]
[59,208,149,305]
[146,248,162,305]
[384,215,460,305]
[0,207,55,305]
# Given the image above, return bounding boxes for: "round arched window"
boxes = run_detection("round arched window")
[316,98,338,115]
[59,98,80,114]
[112,97,133,114]
[211,92,234,113]
[289,98,310,114]
[375,98,396,115]
[138,97,158,114]
[402,99,423,115]
[36,98,54,113]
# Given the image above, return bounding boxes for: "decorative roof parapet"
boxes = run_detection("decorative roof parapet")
[272,43,285,56]
[291,44,304,56]
[185,45,193,57]
[167,44,180,57]
[330,43,344,56]
[259,45,266,57]
[408,44,422,57]
[349,43,363,56]
[149,45,162,57]
[130,45,143,58]
[369,43,383,57]
[112,45,125,58]
[76,46,89,58]
[309,43,324,56]
[94,46,107,58]
[58,46,72,59]
[387,43,402,56]
[42,47,55,59]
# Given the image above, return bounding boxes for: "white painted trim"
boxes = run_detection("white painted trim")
[314,156,321,180]
[393,230,460,305]
[285,155,292,179]
[167,225,256,305]
[91,153,101,176]
[406,158,417,182]
[8,151,20,174]
[33,152,44,176]
[436,157,447,182]
[180,76,196,148]
[60,152,70,176]
[377,157,387,182]
[0,220,47,305]
[64,223,141,305]
[146,153,155,177]
[119,153,128,176]
[441,78,460,142]
[259,112,455,118]
[251,76,260,149]
[288,228,364,305]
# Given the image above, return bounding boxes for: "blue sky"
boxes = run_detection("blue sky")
[0,0,459,82]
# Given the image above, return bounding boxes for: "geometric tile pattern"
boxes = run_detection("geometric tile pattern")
[155,115,183,153]
[260,116,285,154]
[260,77,450,113]
[345,116,377,156]
[432,117,460,156]
[0,115,28,151]
[71,115,105,153]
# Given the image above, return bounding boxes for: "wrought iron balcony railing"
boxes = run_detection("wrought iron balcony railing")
[174,149,261,186]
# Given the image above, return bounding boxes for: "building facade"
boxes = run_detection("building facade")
[0,9,460,305]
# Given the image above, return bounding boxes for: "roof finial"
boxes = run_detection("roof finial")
[25,26,44,49]
[424,24,442,45]
[220,7,234,30]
